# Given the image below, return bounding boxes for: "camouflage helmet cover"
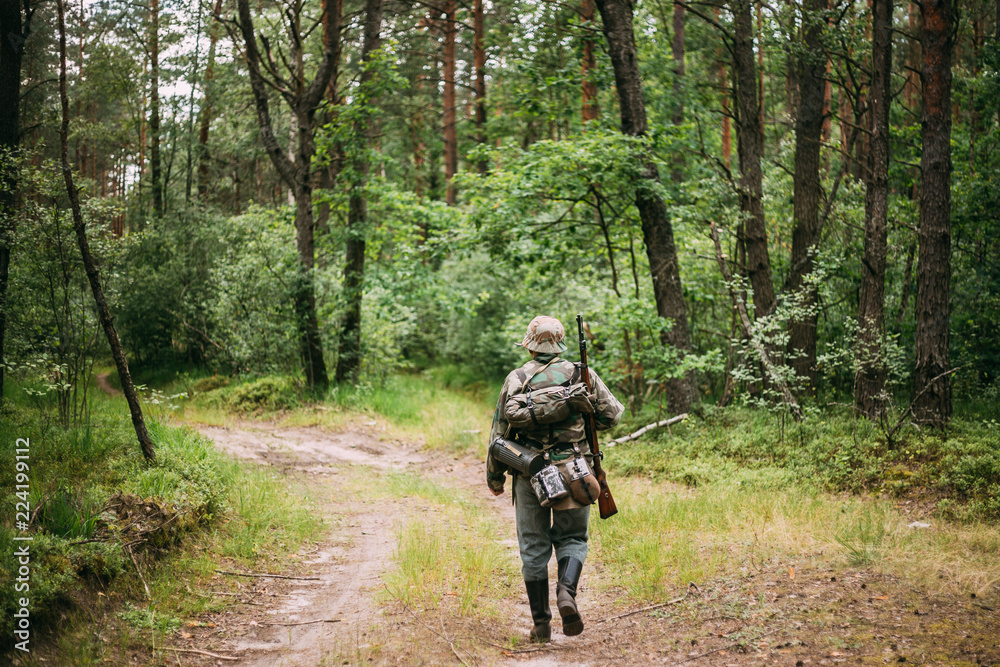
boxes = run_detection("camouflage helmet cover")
[517,316,568,354]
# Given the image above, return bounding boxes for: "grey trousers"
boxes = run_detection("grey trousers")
[513,474,589,581]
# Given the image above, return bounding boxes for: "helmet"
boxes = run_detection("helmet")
[516,316,568,354]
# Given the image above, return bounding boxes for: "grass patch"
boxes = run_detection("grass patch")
[378,474,517,617]
[590,476,1000,605]
[607,404,1000,522]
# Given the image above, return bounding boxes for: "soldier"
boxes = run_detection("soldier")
[486,315,624,643]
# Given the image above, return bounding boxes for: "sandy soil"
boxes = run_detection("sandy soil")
[159,422,999,667]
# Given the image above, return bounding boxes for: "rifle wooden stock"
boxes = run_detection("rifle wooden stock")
[577,315,618,519]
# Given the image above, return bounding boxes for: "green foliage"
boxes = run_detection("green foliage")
[3,164,117,426]
[35,490,103,539]
[205,208,300,374]
[114,208,226,368]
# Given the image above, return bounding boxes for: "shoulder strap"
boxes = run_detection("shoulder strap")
[517,359,557,394]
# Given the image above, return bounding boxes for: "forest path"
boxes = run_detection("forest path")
[95,372,121,396]
[169,421,1000,667]
[180,420,607,667]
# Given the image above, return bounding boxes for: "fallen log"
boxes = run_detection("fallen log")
[608,413,688,446]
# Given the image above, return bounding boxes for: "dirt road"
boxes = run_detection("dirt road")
[165,422,999,667]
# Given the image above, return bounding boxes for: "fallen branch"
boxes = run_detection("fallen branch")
[260,618,341,626]
[127,546,151,600]
[497,643,588,654]
[598,597,685,622]
[677,627,777,664]
[608,414,688,446]
[215,569,321,581]
[884,365,967,441]
[162,647,240,661]
[709,223,804,422]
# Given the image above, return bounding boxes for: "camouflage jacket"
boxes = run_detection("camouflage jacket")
[486,353,624,491]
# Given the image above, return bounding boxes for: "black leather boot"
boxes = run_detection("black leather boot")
[556,557,584,636]
[524,579,551,643]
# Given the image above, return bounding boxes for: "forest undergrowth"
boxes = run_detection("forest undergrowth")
[170,367,1000,602]
[5,366,1000,664]
[0,378,321,663]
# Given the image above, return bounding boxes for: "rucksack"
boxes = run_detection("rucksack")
[503,358,593,429]
[505,382,592,428]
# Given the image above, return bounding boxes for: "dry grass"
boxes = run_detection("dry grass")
[591,477,1000,603]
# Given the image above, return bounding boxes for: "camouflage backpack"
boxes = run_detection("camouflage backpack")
[504,359,594,431]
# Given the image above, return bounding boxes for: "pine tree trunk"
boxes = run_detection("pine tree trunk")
[473,0,488,173]
[913,0,954,426]
[57,0,155,461]
[854,0,893,418]
[595,0,697,413]
[150,0,162,218]
[443,0,457,204]
[335,0,383,383]
[731,0,775,319]
[784,0,827,391]
[139,56,147,183]
[670,1,684,181]
[197,0,223,200]
[581,0,599,122]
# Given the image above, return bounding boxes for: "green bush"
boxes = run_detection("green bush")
[192,374,229,393]
[223,375,303,413]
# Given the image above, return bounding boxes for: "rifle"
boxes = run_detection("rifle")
[577,315,618,519]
